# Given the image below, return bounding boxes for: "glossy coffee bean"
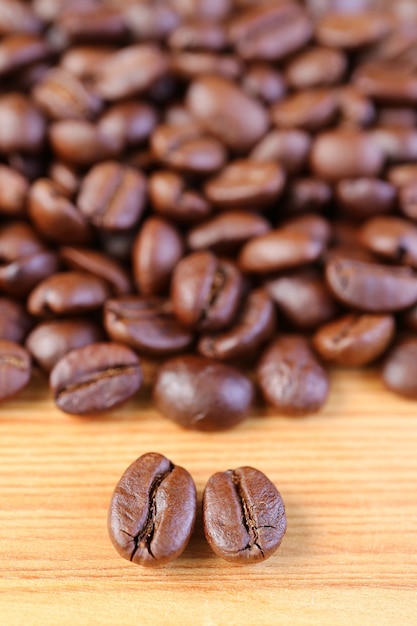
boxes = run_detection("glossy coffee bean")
[316,12,392,49]
[335,178,395,219]
[0,165,28,216]
[325,258,417,312]
[168,20,227,51]
[149,171,211,224]
[250,129,311,174]
[48,161,80,197]
[203,466,286,564]
[257,335,330,415]
[313,314,395,367]
[382,338,417,399]
[60,246,132,296]
[271,88,338,131]
[0,298,33,343]
[242,63,287,104]
[77,161,147,231]
[153,355,254,431]
[399,181,417,221]
[0,340,32,402]
[132,217,184,296]
[354,62,417,105]
[0,34,50,76]
[337,85,375,128]
[171,52,243,81]
[171,251,243,331]
[49,120,122,166]
[26,318,104,372]
[55,7,127,44]
[387,164,417,189]
[108,452,197,567]
[104,297,194,357]
[371,126,417,163]
[27,271,110,316]
[0,93,46,154]
[125,2,182,41]
[285,46,347,89]
[359,216,417,267]
[59,45,115,80]
[0,0,42,36]
[281,178,332,215]
[198,288,275,361]
[97,101,157,150]
[50,342,142,414]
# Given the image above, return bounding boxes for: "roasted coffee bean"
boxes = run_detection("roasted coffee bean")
[335,178,395,219]
[55,7,127,44]
[59,45,115,80]
[125,1,182,41]
[313,314,395,367]
[203,466,287,564]
[265,270,338,331]
[187,211,271,254]
[371,126,417,163]
[169,20,226,51]
[387,164,417,188]
[104,297,194,356]
[149,170,211,224]
[399,181,417,220]
[198,288,275,361]
[0,34,50,76]
[377,107,417,127]
[310,129,384,181]
[77,161,147,231]
[28,178,92,245]
[353,62,417,105]
[60,246,132,296]
[151,123,227,175]
[0,93,46,154]
[382,338,417,399]
[50,342,142,414]
[250,129,311,174]
[204,160,285,211]
[186,75,269,152]
[0,298,33,343]
[325,258,417,312]
[171,52,242,81]
[0,340,32,402]
[281,213,332,245]
[48,161,80,197]
[0,165,28,216]
[132,217,184,296]
[171,251,243,331]
[257,335,330,415]
[0,0,42,36]
[229,2,313,62]
[358,216,417,267]
[271,88,338,131]
[0,221,45,261]
[49,119,122,166]
[98,101,158,150]
[108,452,197,567]
[316,12,392,49]
[27,271,110,316]
[281,178,332,214]
[26,318,104,372]
[337,85,375,128]
[242,64,287,104]
[153,355,254,431]
[285,46,347,89]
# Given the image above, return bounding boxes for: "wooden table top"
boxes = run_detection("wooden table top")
[0,368,416,626]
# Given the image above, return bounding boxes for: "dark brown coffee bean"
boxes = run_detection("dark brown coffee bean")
[0,93,46,154]
[310,129,384,181]
[377,107,417,127]
[371,126,417,163]
[187,211,271,254]
[108,452,197,567]
[257,335,329,415]
[55,7,127,44]
[1,0,41,36]
[98,101,158,151]
[283,213,332,245]
[125,1,182,41]
[198,288,275,361]
[313,313,395,366]
[204,160,285,211]
[337,85,375,128]
[77,161,147,232]
[149,170,211,224]
[399,181,417,220]
[28,178,92,245]
[26,318,103,372]
[27,271,111,316]
[281,178,332,214]
[0,340,32,402]
[171,251,243,331]
[242,63,287,104]
[49,120,122,166]
[176,0,231,20]
[0,165,28,216]
[50,342,142,414]
[0,298,33,343]
[171,52,242,81]
[186,75,269,152]
[354,62,417,105]
[60,246,132,296]
[132,217,184,296]
[203,466,286,564]
[285,46,347,89]
[229,2,313,61]
[151,123,227,175]
[336,178,395,219]
[325,258,417,312]
[271,88,338,131]
[316,12,392,49]
[0,221,44,261]
[104,297,194,357]
[359,216,417,267]
[387,164,417,188]
[48,161,80,197]
[0,34,50,76]
[250,129,311,174]
[265,270,338,331]
[59,45,115,80]
[169,20,226,51]
[153,355,253,431]
[382,338,417,399]
[92,44,168,100]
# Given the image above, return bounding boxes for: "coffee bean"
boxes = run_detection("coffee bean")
[50,341,142,414]
[0,165,28,216]
[108,452,197,566]
[153,355,254,431]
[171,52,243,81]
[77,161,147,231]
[337,85,375,128]
[382,338,417,399]
[358,216,417,267]
[335,178,395,219]
[55,7,127,44]
[377,107,417,127]
[0,0,42,36]
[149,170,212,224]
[171,251,243,331]
[250,129,311,174]
[104,296,194,357]
[132,217,184,296]
[257,335,330,415]
[169,20,227,51]
[49,119,122,166]
[316,12,392,49]
[198,288,275,361]
[27,271,110,316]
[97,101,157,151]
[387,164,417,188]
[125,2,182,41]
[0,298,33,343]
[399,181,417,220]
[271,88,338,131]
[354,62,417,105]
[0,340,32,402]
[242,63,287,104]
[371,126,417,163]
[60,246,132,296]
[0,93,46,154]
[281,178,332,215]
[313,313,395,367]
[325,258,417,312]
[60,45,115,80]
[203,466,286,563]
[26,317,104,372]
[285,46,347,89]
[0,34,50,76]
[48,161,80,197]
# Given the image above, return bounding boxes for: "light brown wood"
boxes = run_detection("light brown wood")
[0,369,416,626]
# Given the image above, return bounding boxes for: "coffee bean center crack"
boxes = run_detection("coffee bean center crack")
[231,470,264,557]
[57,364,140,396]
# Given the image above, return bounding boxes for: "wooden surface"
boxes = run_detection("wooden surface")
[0,369,416,626]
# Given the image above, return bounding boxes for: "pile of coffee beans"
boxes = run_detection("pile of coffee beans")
[3,0,417,428]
